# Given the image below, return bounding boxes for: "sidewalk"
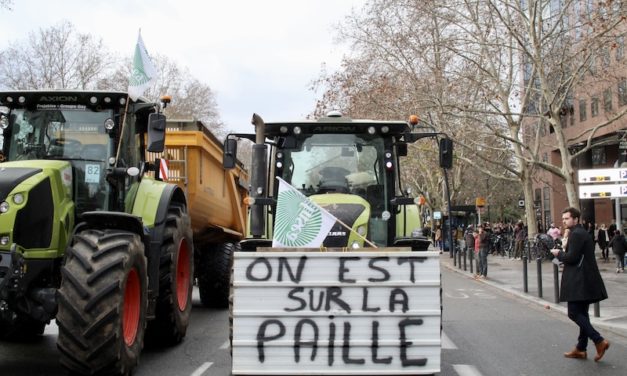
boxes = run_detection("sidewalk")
[440,249,627,339]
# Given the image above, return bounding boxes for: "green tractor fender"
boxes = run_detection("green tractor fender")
[129,177,189,319]
[75,177,188,317]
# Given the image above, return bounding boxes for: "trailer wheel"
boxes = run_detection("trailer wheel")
[198,242,236,308]
[57,229,147,376]
[145,203,194,345]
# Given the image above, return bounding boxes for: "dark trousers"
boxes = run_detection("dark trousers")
[567,301,603,351]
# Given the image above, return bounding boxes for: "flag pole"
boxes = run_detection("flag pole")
[331,215,378,248]
[114,95,131,168]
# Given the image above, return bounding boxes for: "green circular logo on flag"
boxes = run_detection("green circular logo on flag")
[274,189,323,247]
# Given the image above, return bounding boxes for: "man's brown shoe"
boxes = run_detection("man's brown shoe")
[564,348,587,359]
[594,339,610,362]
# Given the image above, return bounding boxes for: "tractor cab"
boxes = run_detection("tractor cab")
[0,91,165,215]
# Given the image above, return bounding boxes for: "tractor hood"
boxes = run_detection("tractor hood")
[0,167,42,202]
[309,193,371,248]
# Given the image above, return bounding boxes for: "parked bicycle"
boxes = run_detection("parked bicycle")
[524,233,557,261]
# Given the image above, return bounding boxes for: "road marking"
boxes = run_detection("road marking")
[220,340,230,349]
[190,362,213,376]
[453,364,483,376]
[442,331,457,349]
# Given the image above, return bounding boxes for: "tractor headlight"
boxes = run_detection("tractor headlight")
[0,236,9,245]
[351,241,360,249]
[12,193,24,205]
[104,118,115,130]
[0,202,9,213]
[357,225,366,236]
[0,115,8,129]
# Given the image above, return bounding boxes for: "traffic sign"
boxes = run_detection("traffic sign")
[579,184,627,199]
[578,168,627,183]
[475,197,486,207]
[433,211,442,220]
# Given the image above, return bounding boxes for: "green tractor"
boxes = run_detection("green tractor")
[224,112,445,251]
[0,91,193,375]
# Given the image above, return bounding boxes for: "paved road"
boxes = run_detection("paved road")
[441,266,627,376]
[2,266,625,376]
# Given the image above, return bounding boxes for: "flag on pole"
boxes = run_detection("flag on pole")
[159,158,169,181]
[272,177,337,248]
[128,31,158,101]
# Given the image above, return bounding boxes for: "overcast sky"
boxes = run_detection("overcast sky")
[0,0,363,133]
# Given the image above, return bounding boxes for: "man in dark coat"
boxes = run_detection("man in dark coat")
[551,207,609,361]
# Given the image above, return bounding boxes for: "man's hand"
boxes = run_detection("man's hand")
[550,248,560,257]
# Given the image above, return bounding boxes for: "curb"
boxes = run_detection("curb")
[441,259,627,340]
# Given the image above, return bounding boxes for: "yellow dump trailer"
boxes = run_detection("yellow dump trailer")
[149,119,248,307]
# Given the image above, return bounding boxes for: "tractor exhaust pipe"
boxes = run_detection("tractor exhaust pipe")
[250,114,268,237]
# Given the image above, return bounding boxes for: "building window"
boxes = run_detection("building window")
[591,96,599,117]
[604,88,613,112]
[543,152,548,163]
[617,36,625,61]
[543,187,551,229]
[588,54,597,76]
[602,46,611,67]
[619,80,627,107]
[592,147,606,165]
[579,99,587,121]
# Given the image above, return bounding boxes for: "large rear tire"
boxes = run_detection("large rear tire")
[197,242,236,308]
[145,202,193,346]
[57,229,147,376]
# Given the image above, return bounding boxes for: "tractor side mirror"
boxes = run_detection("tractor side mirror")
[223,137,238,169]
[439,138,453,169]
[397,143,408,156]
[146,113,166,153]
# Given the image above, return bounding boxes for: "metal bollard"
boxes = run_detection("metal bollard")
[523,255,528,293]
[463,249,467,271]
[594,302,600,318]
[553,262,560,304]
[458,246,463,269]
[469,250,474,274]
[537,257,543,299]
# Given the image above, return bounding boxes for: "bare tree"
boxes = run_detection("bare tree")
[0,0,12,10]
[0,21,225,139]
[0,21,112,90]
[315,0,626,234]
[100,54,225,138]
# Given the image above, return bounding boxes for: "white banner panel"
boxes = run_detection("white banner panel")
[579,183,627,199]
[578,168,627,183]
[231,251,441,375]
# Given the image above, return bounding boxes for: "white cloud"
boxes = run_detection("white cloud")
[0,0,362,133]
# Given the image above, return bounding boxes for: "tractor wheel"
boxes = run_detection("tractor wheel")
[145,202,193,346]
[197,242,237,308]
[0,315,46,342]
[57,229,147,376]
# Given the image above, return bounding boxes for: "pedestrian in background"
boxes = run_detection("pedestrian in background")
[464,225,474,257]
[547,223,561,241]
[473,227,480,278]
[608,229,626,273]
[597,223,609,262]
[476,225,489,279]
[435,225,442,254]
[551,207,609,362]
[514,221,525,260]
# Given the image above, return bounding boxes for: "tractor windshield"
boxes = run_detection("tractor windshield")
[280,133,387,212]
[4,108,113,212]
